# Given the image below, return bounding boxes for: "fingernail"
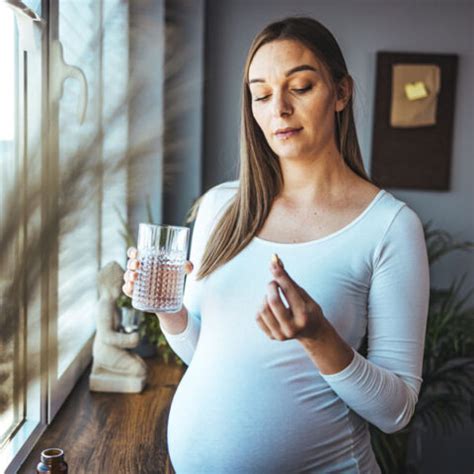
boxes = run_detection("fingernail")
[271,253,284,269]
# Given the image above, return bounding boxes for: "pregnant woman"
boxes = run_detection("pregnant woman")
[123,16,430,473]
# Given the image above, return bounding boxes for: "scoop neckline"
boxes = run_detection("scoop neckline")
[253,189,386,247]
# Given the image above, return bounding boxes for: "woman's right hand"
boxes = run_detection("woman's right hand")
[122,247,194,298]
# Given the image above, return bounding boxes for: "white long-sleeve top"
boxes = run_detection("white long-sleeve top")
[161,180,430,473]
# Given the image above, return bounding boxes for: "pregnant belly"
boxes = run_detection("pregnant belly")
[167,360,360,474]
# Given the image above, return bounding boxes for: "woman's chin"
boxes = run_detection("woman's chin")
[276,148,306,161]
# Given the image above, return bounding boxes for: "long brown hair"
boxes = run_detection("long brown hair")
[194,16,372,280]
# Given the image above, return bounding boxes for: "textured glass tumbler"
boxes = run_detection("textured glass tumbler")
[132,224,190,313]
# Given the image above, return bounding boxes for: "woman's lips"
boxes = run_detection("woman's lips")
[275,128,303,139]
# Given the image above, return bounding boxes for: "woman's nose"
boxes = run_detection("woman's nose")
[271,92,293,117]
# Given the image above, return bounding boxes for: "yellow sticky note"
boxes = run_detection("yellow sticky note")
[404,81,429,101]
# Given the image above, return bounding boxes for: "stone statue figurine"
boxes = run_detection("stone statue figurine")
[89,261,147,393]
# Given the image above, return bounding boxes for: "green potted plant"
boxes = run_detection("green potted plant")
[367,222,474,473]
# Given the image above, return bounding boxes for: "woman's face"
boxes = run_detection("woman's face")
[248,39,342,161]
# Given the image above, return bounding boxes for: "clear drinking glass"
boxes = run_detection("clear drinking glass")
[132,224,190,313]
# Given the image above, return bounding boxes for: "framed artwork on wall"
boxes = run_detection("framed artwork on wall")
[370,51,458,190]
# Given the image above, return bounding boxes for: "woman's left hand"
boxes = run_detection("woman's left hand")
[256,255,327,343]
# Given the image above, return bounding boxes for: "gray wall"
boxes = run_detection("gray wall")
[202,0,473,471]
[163,0,205,226]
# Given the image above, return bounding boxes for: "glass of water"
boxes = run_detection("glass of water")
[132,224,190,313]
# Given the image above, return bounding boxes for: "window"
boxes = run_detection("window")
[0,3,44,470]
[50,0,129,416]
[0,3,21,449]
[0,1,129,471]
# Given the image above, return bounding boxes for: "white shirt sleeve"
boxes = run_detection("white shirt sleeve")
[159,188,217,365]
[320,204,430,434]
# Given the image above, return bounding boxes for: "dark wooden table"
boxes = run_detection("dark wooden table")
[19,358,185,473]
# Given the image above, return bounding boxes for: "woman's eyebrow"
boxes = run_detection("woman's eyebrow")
[249,64,318,84]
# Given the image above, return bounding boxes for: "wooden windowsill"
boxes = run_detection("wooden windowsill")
[19,358,185,473]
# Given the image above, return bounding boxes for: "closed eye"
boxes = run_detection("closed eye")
[253,85,312,102]
[293,85,312,94]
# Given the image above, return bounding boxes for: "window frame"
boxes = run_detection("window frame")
[0,2,48,471]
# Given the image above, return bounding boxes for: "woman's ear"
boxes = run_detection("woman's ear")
[335,75,352,113]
